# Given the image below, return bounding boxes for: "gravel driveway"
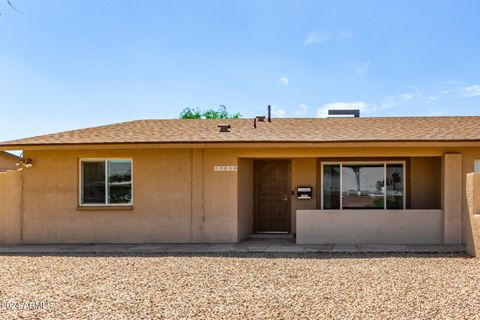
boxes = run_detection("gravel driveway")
[0,253,479,319]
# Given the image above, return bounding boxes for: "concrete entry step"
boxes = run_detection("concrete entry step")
[248,233,294,240]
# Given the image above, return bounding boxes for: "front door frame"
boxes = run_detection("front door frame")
[253,159,292,233]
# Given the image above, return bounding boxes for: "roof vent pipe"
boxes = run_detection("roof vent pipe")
[327,109,360,118]
[267,105,271,122]
[217,124,231,132]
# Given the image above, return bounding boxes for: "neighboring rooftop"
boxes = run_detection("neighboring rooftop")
[1,116,480,147]
[0,151,22,160]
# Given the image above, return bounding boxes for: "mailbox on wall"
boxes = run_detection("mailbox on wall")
[297,186,313,200]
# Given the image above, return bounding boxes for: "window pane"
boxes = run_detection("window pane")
[108,160,132,204]
[82,161,106,204]
[342,164,384,209]
[323,165,340,209]
[387,164,404,209]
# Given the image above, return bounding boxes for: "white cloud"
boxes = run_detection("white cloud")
[438,82,480,97]
[426,96,437,104]
[380,86,437,108]
[271,105,286,118]
[303,32,329,45]
[462,85,480,97]
[445,80,460,85]
[303,30,353,45]
[338,31,354,40]
[317,101,371,118]
[280,76,289,85]
[296,104,308,116]
[355,61,370,76]
[407,84,423,97]
[314,86,439,118]
[380,96,396,109]
[427,109,446,116]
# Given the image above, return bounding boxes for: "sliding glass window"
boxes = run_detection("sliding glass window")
[386,164,404,209]
[323,165,340,209]
[322,162,405,210]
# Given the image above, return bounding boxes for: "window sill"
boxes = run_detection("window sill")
[77,206,133,211]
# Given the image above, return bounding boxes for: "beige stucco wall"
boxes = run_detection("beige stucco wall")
[0,152,19,172]
[191,149,205,242]
[443,153,463,244]
[291,158,317,232]
[296,209,444,244]
[20,148,241,244]
[237,159,253,241]
[22,149,193,243]
[466,173,480,257]
[202,149,238,243]
[10,144,480,244]
[0,170,22,244]
[458,150,480,244]
[409,157,441,209]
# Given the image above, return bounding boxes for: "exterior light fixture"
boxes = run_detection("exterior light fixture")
[16,158,33,168]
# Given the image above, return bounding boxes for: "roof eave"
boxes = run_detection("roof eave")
[2,139,480,151]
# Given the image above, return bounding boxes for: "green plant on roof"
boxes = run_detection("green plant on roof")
[180,105,242,119]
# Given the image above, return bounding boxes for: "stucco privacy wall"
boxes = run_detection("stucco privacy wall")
[0,170,22,245]
[459,150,480,244]
[0,152,18,172]
[466,173,480,257]
[296,210,444,244]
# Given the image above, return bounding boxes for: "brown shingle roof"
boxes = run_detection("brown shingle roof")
[1,116,480,147]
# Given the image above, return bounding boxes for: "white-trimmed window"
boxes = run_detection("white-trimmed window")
[321,161,405,210]
[80,159,133,206]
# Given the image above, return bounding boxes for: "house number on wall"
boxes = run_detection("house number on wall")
[214,166,237,172]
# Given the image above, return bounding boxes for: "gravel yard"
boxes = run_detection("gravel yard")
[0,253,479,319]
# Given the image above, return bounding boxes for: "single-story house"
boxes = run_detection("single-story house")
[1,115,480,246]
[0,151,21,172]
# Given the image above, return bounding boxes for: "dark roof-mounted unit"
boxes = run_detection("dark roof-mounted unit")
[328,109,360,118]
[217,124,231,132]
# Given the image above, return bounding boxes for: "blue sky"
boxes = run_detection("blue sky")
[1,0,480,142]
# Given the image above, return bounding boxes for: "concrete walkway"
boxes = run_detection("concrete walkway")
[0,239,466,254]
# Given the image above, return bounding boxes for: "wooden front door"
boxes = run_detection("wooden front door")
[254,160,291,232]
